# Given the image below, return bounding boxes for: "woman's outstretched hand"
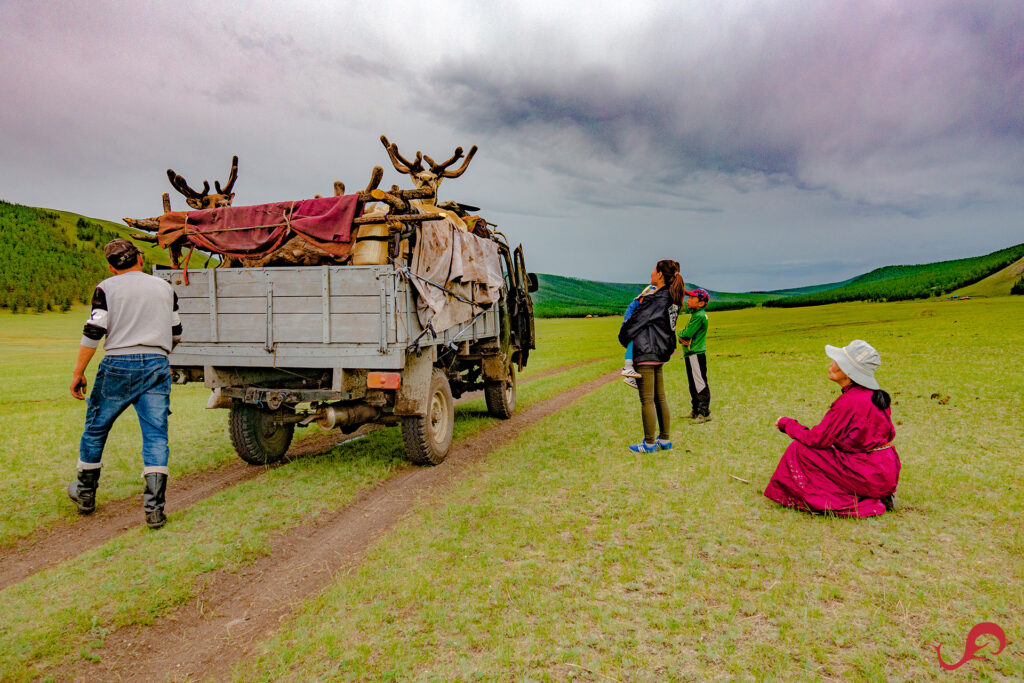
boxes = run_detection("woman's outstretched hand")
[775,416,787,432]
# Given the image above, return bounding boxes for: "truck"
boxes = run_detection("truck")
[155,236,537,466]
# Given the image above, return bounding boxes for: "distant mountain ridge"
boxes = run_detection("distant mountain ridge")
[533,243,1024,317]
[1,201,1021,316]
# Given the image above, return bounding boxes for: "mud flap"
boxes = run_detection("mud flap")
[394,347,435,416]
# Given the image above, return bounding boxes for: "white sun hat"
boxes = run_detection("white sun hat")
[825,339,881,390]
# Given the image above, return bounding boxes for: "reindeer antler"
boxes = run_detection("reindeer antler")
[424,145,478,178]
[166,157,239,209]
[380,135,424,175]
[215,155,239,195]
[364,166,384,194]
[166,168,210,205]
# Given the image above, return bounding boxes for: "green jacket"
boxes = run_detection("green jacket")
[677,307,708,356]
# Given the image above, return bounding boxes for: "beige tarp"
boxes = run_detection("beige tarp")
[408,216,504,333]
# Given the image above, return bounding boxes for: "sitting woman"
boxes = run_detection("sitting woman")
[763,340,900,517]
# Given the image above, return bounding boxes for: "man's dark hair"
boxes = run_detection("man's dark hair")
[104,239,141,270]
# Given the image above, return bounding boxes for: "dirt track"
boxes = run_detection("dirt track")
[0,359,601,592]
[58,370,616,682]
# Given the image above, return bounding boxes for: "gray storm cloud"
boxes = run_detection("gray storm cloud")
[1,0,1022,289]
[425,1,1024,213]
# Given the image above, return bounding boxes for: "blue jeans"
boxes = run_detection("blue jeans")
[79,354,171,474]
[624,340,634,361]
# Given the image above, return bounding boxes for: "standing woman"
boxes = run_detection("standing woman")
[618,260,685,453]
[764,340,900,517]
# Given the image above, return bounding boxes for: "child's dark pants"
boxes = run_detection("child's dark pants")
[684,353,711,417]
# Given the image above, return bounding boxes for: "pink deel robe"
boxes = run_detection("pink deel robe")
[764,384,900,517]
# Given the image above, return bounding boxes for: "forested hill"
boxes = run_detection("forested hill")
[761,243,1024,308]
[532,243,1024,316]
[3,200,1022,315]
[0,201,167,312]
[531,274,764,318]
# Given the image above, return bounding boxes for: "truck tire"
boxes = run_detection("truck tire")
[229,404,295,465]
[401,368,454,465]
[484,362,516,419]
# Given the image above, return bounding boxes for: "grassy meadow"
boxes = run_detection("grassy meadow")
[0,297,1021,679]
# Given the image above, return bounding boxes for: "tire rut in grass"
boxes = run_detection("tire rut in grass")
[66,370,618,683]
[0,358,605,592]
[0,427,369,592]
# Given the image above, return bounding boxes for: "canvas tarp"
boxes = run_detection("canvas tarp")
[409,216,504,333]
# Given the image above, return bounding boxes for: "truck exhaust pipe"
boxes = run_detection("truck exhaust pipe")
[316,404,381,431]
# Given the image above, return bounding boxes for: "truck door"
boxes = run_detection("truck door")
[512,245,536,360]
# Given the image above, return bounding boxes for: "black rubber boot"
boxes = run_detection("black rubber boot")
[67,468,101,514]
[143,473,168,529]
[881,491,897,512]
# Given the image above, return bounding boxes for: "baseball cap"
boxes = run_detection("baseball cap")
[685,288,709,304]
[104,238,142,269]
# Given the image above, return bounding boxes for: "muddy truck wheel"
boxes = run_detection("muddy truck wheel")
[484,361,516,419]
[401,368,454,465]
[229,404,295,465]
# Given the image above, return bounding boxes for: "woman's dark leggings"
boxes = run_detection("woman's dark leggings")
[637,364,670,443]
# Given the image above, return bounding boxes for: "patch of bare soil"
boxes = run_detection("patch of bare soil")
[0,359,603,593]
[68,370,617,682]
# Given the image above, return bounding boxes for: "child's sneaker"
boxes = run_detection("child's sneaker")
[656,438,673,451]
[621,366,641,378]
[628,441,658,453]
[622,377,638,389]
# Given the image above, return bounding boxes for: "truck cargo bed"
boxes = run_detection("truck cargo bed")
[157,265,499,370]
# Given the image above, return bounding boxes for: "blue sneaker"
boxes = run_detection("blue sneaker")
[656,439,673,451]
[628,441,658,453]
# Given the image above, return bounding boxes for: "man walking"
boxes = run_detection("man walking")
[68,239,181,529]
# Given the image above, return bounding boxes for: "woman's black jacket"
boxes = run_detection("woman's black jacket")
[618,288,675,363]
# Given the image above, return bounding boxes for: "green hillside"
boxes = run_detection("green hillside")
[533,243,1024,317]
[762,243,1024,308]
[531,274,768,318]
[4,200,1021,316]
[0,201,168,312]
[952,255,1024,298]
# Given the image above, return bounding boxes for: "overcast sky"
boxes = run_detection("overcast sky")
[2,1,1022,290]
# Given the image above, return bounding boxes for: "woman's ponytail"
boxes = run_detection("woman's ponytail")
[871,389,891,411]
[656,259,685,307]
[668,273,685,307]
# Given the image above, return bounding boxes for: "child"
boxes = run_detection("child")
[621,283,658,387]
[678,288,711,423]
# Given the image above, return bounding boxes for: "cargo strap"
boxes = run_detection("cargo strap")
[396,266,483,309]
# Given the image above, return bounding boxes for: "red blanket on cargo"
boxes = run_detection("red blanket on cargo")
[157,195,359,257]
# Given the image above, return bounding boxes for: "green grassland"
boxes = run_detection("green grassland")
[0,297,1021,679]
[0,310,615,679]
[231,298,1023,680]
